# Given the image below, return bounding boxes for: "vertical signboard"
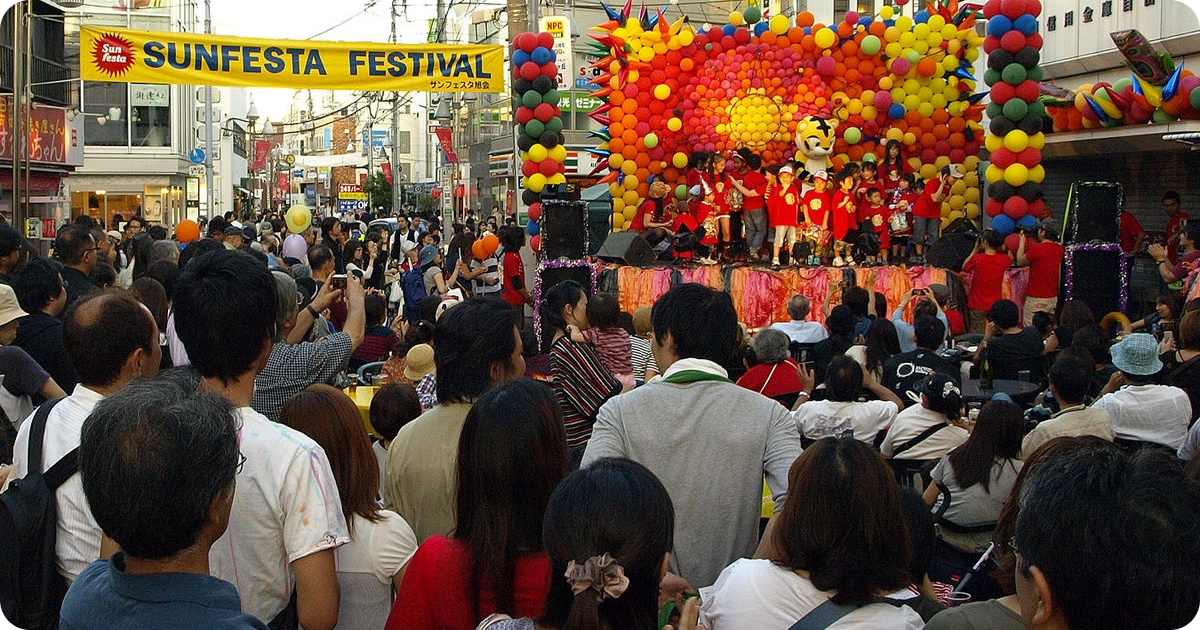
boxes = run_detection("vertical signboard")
[538,16,574,85]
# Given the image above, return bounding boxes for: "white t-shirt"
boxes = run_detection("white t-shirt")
[335,511,418,630]
[880,405,969,460]
[770,320,830,344]
[1092,384,1192,449]
[793,399,899,443]
[209,407,350,623]
[699,558,924,630]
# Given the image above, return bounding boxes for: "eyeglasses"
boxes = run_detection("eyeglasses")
[236,452,247,474]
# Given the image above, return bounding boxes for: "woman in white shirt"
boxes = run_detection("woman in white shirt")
[700,437,924,629]
[880,372,970,461]
[281,384,418,630]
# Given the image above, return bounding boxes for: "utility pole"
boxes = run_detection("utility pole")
[204,0,215,219]
[390,0,402,216]
[11,1,23,230]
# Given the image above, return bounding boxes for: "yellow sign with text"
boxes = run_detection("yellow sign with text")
[80,26,505,93]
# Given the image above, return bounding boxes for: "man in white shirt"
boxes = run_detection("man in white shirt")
[1021,352,1114,459]
[1092,333,1191,450]
[793,355,904,445]
[6,292,162,581]
[769,295,828,344]
[174,249,348,630]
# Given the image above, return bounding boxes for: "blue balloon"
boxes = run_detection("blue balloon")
[722,24,736,36]
[1013,14,1038,35]
[858,15,872,26]
[803,26,812,34]
[1163,62,1185,101]
[914,9,930,23]
[526,220,540,236]
[1016,214,1039,228]
[887,103,906,119]
[991,214,1016,236]
[512,50,530,66]
[753,22,769,36]
[531,46,554,65]
[986,15,1012,37]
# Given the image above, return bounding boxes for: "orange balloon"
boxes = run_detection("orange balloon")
[932,125,951,141]
[609,91,625,106]
[472,240,488,261]
[482,233,500,256]
[917,58,937,77]
[175,219,200,244]
[931,109,950,125]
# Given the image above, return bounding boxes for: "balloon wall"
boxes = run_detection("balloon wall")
[513,31,568,254]
[585,0,990,232]
[981,0,1046,234]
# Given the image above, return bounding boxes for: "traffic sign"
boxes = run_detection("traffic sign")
[188,165,205,177]
[188,148,205,165]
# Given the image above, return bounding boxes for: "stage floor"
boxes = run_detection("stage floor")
[597,261,1031,330]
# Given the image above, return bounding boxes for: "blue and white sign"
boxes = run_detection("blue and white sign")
[360,129,390,150]
[338,199,367,213]
[188,148,205,165]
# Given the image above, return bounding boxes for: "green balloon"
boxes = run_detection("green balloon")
[744,5,762,23]
[861,35,882,56]
[986,102,1003,119]
[1026,66,1044,81]
[542,89,560,104]
[525,119,545,138]
[644,133,659,149]
[906,50,920,63]
[1028,100,1046,118]
[675,185,688,200]
[545,117,564,133]
[1002,63,1027,85]
[1002,99,1029,120]
[984,68,1001,86]
[521,91,542,108]
[844,127,862,144]
[1190,86,1200,110]
[1153,109,1178,123]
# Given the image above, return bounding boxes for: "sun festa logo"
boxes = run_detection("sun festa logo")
[91,32,136,76]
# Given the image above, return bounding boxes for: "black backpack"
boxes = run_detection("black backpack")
[0,398,70,630]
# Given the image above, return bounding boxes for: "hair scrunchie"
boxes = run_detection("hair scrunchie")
[563,553,629,602]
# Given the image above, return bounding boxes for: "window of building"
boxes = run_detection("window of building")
[395,130,411,154]
[130,83,170,147]
[83,81,128,146]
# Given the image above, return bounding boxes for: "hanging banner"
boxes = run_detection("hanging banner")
[80,26,505,93]
[432,127,458,163]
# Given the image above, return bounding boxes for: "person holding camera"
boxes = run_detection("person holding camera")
[1016,218,1064,327]
[962,229,1012,333]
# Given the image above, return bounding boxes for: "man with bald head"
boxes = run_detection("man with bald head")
[5,291,161,582]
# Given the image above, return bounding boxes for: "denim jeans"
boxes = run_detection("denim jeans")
[745,208,767,253]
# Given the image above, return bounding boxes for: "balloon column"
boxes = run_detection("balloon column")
[587,0,990,232]
[513,31,568,254]
[981,0,1046,235]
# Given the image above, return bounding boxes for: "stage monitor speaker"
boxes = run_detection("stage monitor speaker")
[1066,182,1122,244]
[1066,249,1126,318]
[540,199,588,260]
[595,232,656,267]
[927,233,977,271]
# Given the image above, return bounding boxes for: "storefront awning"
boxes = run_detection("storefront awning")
[1043,121,1200,159]
[0,170,65,193]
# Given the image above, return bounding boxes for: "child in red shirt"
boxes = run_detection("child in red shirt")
[889,173,918,262]
[768,165,801,267]
[859,187,889,265]
[800,171,832,265]
[831,170,859,266]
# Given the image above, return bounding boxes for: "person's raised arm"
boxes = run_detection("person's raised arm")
[1016,232,1030,267]
[289,271,342,345]
[1150,243,1180,283]
[863,368,903,411]
[342,273,366,351]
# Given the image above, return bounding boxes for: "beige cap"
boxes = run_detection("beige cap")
[0,284,28,327]
[403,344,435,382]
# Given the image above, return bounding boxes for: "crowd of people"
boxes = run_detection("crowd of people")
[0,201,1197,630]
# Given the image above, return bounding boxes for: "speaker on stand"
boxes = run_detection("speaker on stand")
[1064,182,1122,245]
[595,232,657,267]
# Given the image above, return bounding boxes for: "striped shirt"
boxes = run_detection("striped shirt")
[630,335,658,382]
[470,256,501,295]
[549,336,621,448]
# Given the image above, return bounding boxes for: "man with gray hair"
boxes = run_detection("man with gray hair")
[769,294,828,344]
[736,328,804,408]
[250,269,365,422]
[147,239,180,267]
[60,377,266,629]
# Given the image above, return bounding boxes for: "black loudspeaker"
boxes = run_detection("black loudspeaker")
[927,233,978,271]
[1066,182,1122,244]
[1065,248,1126,317]
[541,199,588,259]
[595,232,656,267]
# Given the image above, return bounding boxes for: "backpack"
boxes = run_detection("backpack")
[400,267,427,314]
[0,398,70,630]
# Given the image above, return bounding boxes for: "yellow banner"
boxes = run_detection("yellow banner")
[80,26,505,93]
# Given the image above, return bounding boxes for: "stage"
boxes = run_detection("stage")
[594,262,1033,330]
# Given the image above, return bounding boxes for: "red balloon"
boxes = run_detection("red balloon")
[982,0,1002,17]
[533,102,556,122]
[1026,33,1043,49]
[985,198,1003,218]
[1016,147,1041,168]
[522,160,539,177]
[1004,232,1021,254]
[520,61,541,82]
[1003,196,1029,219]
[1029,199,1047,218]
[515,106,534,125]
[530,234,542,253]
[1000,0,1026,20]
[733,28,751,44]
[1000,31,1026,54]
[516,32,538,53]
[527,202,542,222]
[536,32,555,50]
[991,148,1016,168]
[538,159,560,176]
[983,36,1000,54]
[991,82,1015,104]
[1026,0,1042,16]
[540,62,558,79]
[1014,80,1041,102]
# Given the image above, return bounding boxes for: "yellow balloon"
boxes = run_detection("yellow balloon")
[611,213,625,230]
[880,5,895,19]
[730,11,746,25]
[548,173,566,185]
[1004,164,1030,186]
[622,189,640,205]
[886,127,904,142]
[963,155,981,170]
[914,23,930,40]
[964,187,980,203]
[528,143,548,162]
[621,160,637,175]
[878,76,894,91]
[654,84,671,100]
[1003,130,1030,152]
[609,182,622,196]
[613,198,625,213]
[1029,132,1046,150]
[920,164,938,180]
[948,195,966,211]
[903,132,917,146]
[623,206,637,220]
[985,164,1004,184]
[950,180,967,195]
[1029,165,1046,184]
[964,173,980,187]
[623,175,639,190]
[965,202,980,219]
[814,27,837,49]
[918,102,934,118]
[672,152,688,168]
[934,155,950,169]
[885,42,903,58]
[678,29,695,46]
[928,14,946,30]
[526,173,547,192]
[608,154,624,169]
[769,13,790,34]
[985,134,1004,153]
[895,15,913,30]
[899,31,916,48]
